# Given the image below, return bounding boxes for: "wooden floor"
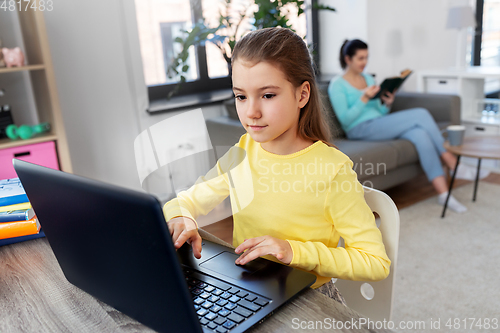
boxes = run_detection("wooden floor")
[202,172,500,244]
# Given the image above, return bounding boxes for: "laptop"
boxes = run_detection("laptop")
[13,159,316,333]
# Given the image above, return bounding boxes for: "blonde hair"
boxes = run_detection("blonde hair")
[231,27,333,146]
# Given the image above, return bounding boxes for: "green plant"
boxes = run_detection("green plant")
[166,0,335,98]
[165,21,225,98]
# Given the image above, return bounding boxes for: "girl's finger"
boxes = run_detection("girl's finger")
[235,245,256,263]
[172,225,184,246]
[191,233,203,259]
[235,236,266,253]
[237,246,270,265]
[235,240,266,263]
[175,230,192,249]
[237,239,280,264]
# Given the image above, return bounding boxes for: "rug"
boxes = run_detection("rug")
[391,182,500,333]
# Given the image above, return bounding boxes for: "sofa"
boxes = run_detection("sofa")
[206,83,461,191]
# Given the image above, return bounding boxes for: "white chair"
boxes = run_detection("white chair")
[334,186,400,322]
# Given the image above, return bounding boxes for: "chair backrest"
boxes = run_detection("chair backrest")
[334,186,400,322]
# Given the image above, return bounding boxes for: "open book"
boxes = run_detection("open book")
[372,69,412,100]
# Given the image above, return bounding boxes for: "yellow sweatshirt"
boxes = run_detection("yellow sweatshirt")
[163,134,391,288]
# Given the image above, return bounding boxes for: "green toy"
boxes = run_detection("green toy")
[6,122,51,140]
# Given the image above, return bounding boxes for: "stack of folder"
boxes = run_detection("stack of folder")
[0,178,44,246]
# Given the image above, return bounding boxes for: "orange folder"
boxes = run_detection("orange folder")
[0,216,41,240]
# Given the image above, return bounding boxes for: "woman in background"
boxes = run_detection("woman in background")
[328,39,475,213]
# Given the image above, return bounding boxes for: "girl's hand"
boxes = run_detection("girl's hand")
[381,91,396,107]
[361,85,381,103]
[234,236,293,265]
[167,217,202,259]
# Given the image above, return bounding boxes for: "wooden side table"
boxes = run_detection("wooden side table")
[442,136,500,217]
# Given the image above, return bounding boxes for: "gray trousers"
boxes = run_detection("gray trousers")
[347,108,447,182]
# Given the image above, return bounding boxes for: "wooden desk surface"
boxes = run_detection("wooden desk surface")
[0,238,390,333]
[444,136,500,160]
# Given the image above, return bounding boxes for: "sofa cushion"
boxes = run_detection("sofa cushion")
[386,139,419,167]
[334,138,418,180]
[392,92,461,125]
[334,139,397,180]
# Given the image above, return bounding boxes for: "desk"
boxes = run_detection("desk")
[0,237,391,333]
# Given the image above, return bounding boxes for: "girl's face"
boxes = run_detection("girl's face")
[232,60,310,155]
[345,49,368,73]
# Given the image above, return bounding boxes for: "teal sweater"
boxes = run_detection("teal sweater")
[328,73,389,133]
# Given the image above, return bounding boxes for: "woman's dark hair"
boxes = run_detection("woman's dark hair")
[232,27,333,146]
[339,39,368,70]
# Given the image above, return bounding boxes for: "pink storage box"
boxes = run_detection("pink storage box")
[0,141,60,179]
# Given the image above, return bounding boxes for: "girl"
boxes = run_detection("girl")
[329,39,476,213]
[164,29,391,298]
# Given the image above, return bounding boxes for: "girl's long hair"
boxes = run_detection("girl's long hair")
[231,27,333,146]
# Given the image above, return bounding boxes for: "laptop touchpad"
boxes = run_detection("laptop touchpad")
[200,251,267,279]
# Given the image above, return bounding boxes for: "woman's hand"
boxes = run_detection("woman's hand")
[167,217,202,259]
[361,85,381,103]
[234,236,293,265]
[381,91,396,107]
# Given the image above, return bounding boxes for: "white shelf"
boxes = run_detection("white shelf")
[417,67,500,120]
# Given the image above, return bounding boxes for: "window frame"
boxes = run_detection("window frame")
[472,0,484,66]
[472,0,500,98]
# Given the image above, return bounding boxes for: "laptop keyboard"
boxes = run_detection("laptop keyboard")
[183,268,270,333]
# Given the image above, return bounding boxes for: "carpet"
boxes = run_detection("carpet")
[391,182,500,333]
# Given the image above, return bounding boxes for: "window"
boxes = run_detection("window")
[472,0,500,67]
[135,0,196,86]
[470,0,500,97]
[134,0,309,105]
[135,0,229,101]
[159,21,198,84]
[480,0,500,67]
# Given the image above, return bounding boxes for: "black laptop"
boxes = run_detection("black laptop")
[13,160,316,333]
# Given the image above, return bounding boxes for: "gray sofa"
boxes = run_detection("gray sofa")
[206,84,460,191]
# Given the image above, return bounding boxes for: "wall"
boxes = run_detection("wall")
[319,0,471,92]
[318,0,368,76]
[366,0,464,91]
[43,0,224,192]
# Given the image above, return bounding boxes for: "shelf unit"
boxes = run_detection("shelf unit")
[416,67,500,120]
[0,9,72,172]
[417,68,500,172]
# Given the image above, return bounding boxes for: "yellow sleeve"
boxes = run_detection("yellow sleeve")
[286,161,391,281]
